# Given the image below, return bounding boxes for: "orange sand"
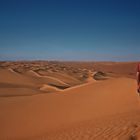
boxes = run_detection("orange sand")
[0,61,140,140]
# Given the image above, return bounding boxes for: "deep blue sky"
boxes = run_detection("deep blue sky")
[0,0,140,61]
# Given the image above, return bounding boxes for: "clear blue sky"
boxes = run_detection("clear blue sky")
[0,0,140,61]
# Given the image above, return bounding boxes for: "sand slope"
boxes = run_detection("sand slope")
[0,68,76,96]
[0,76,140,140]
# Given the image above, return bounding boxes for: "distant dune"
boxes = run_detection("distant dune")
[0,61,140,140]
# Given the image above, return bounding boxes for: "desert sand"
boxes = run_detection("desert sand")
[0,61,140,140]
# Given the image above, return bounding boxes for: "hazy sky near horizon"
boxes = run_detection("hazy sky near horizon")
[0,0,140,61]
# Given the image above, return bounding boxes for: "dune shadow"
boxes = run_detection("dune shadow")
[0,82,33,88]
[48,84,70,90]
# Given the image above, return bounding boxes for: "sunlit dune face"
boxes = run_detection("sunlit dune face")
[0,61,140,140]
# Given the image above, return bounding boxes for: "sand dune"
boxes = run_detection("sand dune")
[37,70,82,86]
[0,68,79,96]
[40,84,63,92]
[0,77,140,139]
[0,68,33,85]
[0,61,140,140]
[27,70,70,86]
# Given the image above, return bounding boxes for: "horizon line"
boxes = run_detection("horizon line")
[0,59,138,63]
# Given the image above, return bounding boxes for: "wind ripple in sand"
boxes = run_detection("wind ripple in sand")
[24,113,140,140]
